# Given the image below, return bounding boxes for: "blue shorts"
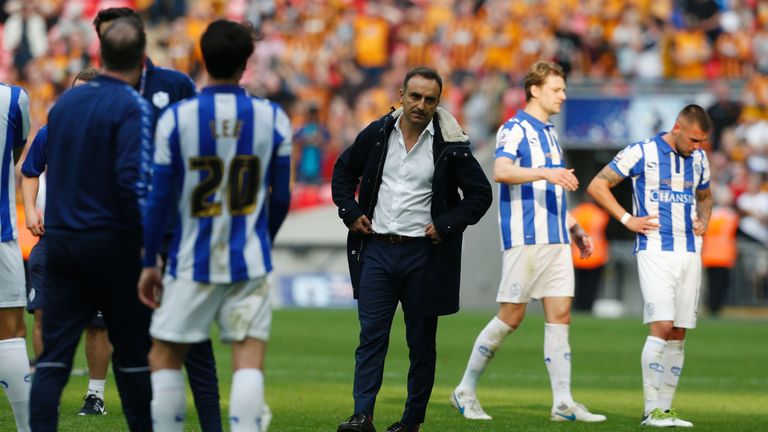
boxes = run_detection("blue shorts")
[26,238,46,313]
[26,237,106,328]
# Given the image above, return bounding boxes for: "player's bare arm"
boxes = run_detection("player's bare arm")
[20,176,44,236]
[693,187,713,236]
[567,212,593,259]
[587,165,660,234]
[493,157,578,191]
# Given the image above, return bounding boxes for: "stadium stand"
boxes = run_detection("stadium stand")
[2,0,767,308]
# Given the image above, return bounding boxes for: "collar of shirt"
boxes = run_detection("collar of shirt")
[393,113,435,146]
[95,74,131,87]
[654,131,676,154]
[201,85,247,96]
[516,109,553,131]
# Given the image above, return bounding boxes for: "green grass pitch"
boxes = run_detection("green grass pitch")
[2,309,767,431]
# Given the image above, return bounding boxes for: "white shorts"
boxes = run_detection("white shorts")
[0,240,25,308]
[637,251,702,328]
[150,275,272,344]
[497,244,574,303]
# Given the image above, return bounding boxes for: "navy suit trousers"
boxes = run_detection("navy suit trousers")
[353,237,438,425]
[30,233,152,431]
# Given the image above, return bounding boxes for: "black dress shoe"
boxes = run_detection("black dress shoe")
[384,421,420,432]
[337,413,376,432]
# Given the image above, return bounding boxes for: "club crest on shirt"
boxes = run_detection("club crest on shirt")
[152,91,170,109]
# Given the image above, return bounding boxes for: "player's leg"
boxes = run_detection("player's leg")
[0,307,31,432]
[541,296,574,406]
[185,340,223,432]
[637,251,678,426]
[149,276,223,432]
[230,338,267,432]
[452,246,530,420]
[656,253,701,428]
[148,339,190,432]
[27,239,46,360]
[29,235,97,430]
[218,275,272,432]
[541,245,604,422]
[79,315,112,415]
[32,310,43,358]
[451,302,520,420]
[0,240,30,431]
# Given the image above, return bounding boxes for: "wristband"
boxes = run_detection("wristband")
[620,212,631,225]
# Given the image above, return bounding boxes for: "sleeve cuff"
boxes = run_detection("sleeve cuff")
[494,147,517,161]
[609,163,628,178]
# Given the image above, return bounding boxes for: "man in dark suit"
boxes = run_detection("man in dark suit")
[332,67,492,432]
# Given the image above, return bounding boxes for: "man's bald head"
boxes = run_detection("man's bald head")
[100,16,146,73]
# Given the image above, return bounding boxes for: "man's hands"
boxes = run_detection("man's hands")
[693,217,708,236]
[544,168,579,192]
[570,225,593,259]
[349,215,374,235]
[137,267,163,309]
[624,214,660,235]
[25,208,44,236]
[425,223,442,244]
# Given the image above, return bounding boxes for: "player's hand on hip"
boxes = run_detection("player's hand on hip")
[425,223,443,244]
[349,215,374,235]
[625,214,660,235]
[138,267,163,309]
[544,168,578,191]
[692,216,707,236]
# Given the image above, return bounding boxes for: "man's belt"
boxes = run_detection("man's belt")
[373,233,425,244]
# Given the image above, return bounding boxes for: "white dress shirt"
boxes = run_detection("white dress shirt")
[372,116,435,237]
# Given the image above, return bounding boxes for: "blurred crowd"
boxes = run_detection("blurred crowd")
[0,0,766,246]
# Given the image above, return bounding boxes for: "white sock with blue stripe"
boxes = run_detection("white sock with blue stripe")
[641,336,668,415]
[658,339,685,411]
[457,317,513,394]
[151,369,186,432]
[0,338,31,432]
[544,323,575,409]
[230,368,266,432]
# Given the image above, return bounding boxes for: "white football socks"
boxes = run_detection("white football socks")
[87,378,106,398]
[457,317,513,393]
[641,336,668,415]
[658,339,685,411]
[230,368,266,432]
[544,323,575,408]
[0,338,31,432]
[151,369,186,432]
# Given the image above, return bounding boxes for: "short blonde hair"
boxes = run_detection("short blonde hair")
[524,61,565,102]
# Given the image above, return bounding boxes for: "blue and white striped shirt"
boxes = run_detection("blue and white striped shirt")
[143,85,292,283]
[0,84,30,242]
[609,132,710,254]
[495,110,570,250]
